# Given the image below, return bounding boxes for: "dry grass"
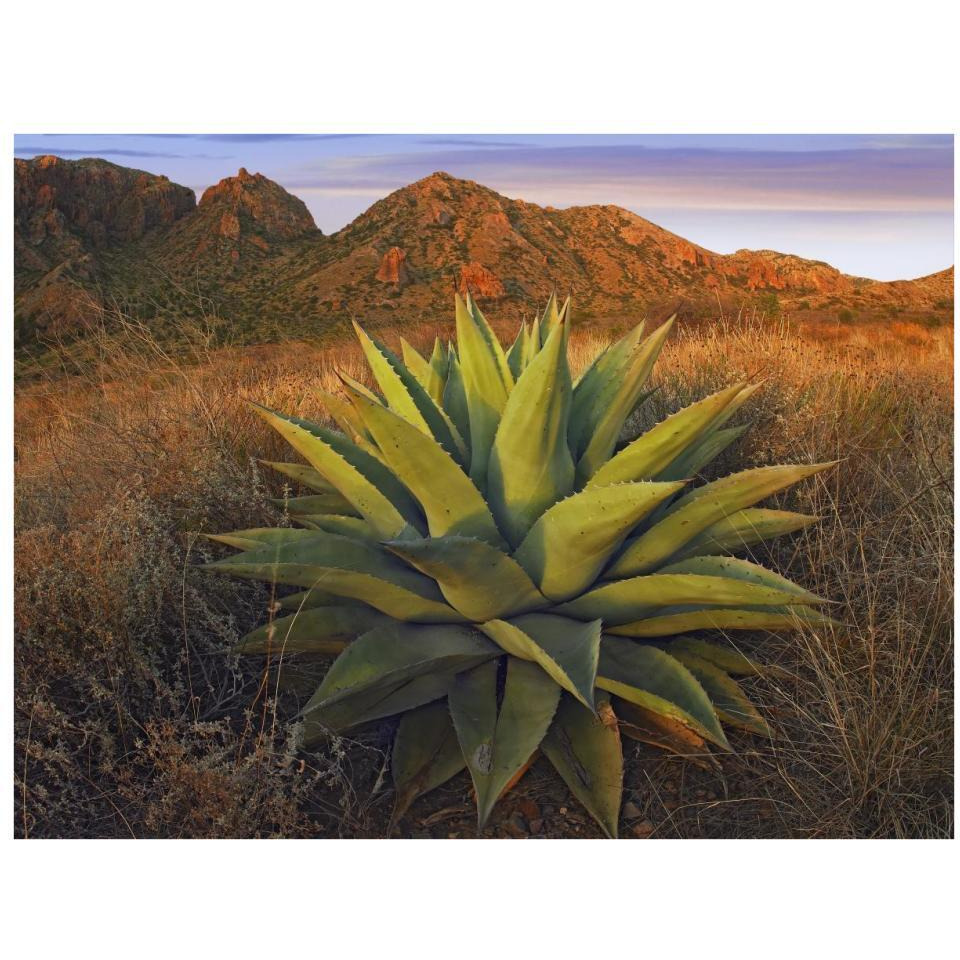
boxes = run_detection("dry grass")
[13,310,953,838]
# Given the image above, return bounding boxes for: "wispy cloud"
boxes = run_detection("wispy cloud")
[14,145,231,160]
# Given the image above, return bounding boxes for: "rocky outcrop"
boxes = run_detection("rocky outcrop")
[198,168,317,241]
[458,262,505,299]
[376,246,411,287]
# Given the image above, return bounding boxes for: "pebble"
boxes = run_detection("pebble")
[622,801,644,820]
[631,820,655,838]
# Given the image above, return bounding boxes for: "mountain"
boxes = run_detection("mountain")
[13,159,953,347]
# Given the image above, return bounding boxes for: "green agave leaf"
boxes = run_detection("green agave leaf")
[596,637,729,749]
[385,536,546,621]
[541,692,623,838]
[539,291,561,343]
[671,508,818,559]
[487,321,575,547]
[612,697,710,764]
[353,323,466,464]
[609,462,836,577]
[576,318,674,482]
[429,337,450,387]
[606,604,838,638]
[234,605,387,655]
[455,293,513,487]
[505,322,529,379]
[528,315,542,354]
[400,337,444,404]
[260,460,336,493]
[347,386,506,548]
[479,614,601,710]
[442,348,471,449]
[297,514,380,543]
[251,403,421,539]
[449,657,560,829]
[586,383,744,487]
[278,589,369,611]
[205,527,320,552]
[204,534,465,623]
[392,700,465,819]
[657,424,750,482]
[269,492,359,517]
[513,480,686,601]
[665,650,771,736]
[568,321,646,458]
[556,572,820,626]
[305,622,498,732]
[316,388,371,442]
[663,637,769,676]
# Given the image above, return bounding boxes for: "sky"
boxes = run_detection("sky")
[14,134,954,281]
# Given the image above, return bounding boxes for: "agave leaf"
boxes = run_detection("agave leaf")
[528,315,543,353]
[449,657,560,829]
[297,514,380,543]
[347,387,507,548]
[429,338,450,387]
[505,323,529,379]
[487,322,575,547]
[568,321,645,458]
[353,323,466,463]
[541,693,623,837]
[251,403,421,538]
[576,318,675,483]
[455,293,513,487]
[278,589,369,611]
[316,388,371,442]
[666,650,771,736]
[468,293,515,385]
[672,508,818,560]
[400,337,442,402]
[595,637,729,749]
[586,384,744,487]
[442,349,471,448]
[609,462,836,577]
[539,292,561,342]
[658,555,826,603]
[557,571,820,626]
[305,622,498,732]
[514,481,685,601]
[234,605,387,655]
[205,527,321,552]
[607,604,838,637]
[392,700,465,819]
[205,534,466,623]
[479,614,601,710]
[260,460,337,493]
[657,424,750,482]
[385,536,546,621]
[612,697,710,765]
[663,637,769,676]
[269,492,359,516]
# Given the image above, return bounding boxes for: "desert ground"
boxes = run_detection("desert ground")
[13,309,953,838]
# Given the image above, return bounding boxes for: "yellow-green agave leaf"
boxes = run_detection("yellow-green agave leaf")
[347,387,506,548]
[297,514,380,543]
[260,460,336,493]
[205,527,319,552]
[234,605,387,655]
[316,388,370,442]
[250,403,420,539]
[385,536,546,621]
[505,322,529,379]
[663,637,770,676]
[607,604,838,637]
[609,461,836,577]
[671,507,818,559]
[353,322,466,464]
[514,480,686,601]
[479,613,601,710]
[205,534,465,623]
[455,293,513,487]
[449,657,560,829]
[613,697,709,764]
[659,555,827,602]
[576,318,674,482]
[556,571,821,626]
[441,348,471,448]
[487,321,575,547]
[400,337,443,404]
[392,700,465,819]
[586,383,744,488]
[596,637,729,749]
[269,492,359,517]
[541,692,623,838]
[278,589,369,611]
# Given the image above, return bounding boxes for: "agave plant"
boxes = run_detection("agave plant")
[206,293,834,836]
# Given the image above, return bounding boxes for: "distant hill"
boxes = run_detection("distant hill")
[14,156,954,347]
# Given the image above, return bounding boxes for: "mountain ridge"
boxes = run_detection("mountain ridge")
[13,157,953,345]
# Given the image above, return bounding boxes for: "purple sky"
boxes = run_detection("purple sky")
[14,134,953,281]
